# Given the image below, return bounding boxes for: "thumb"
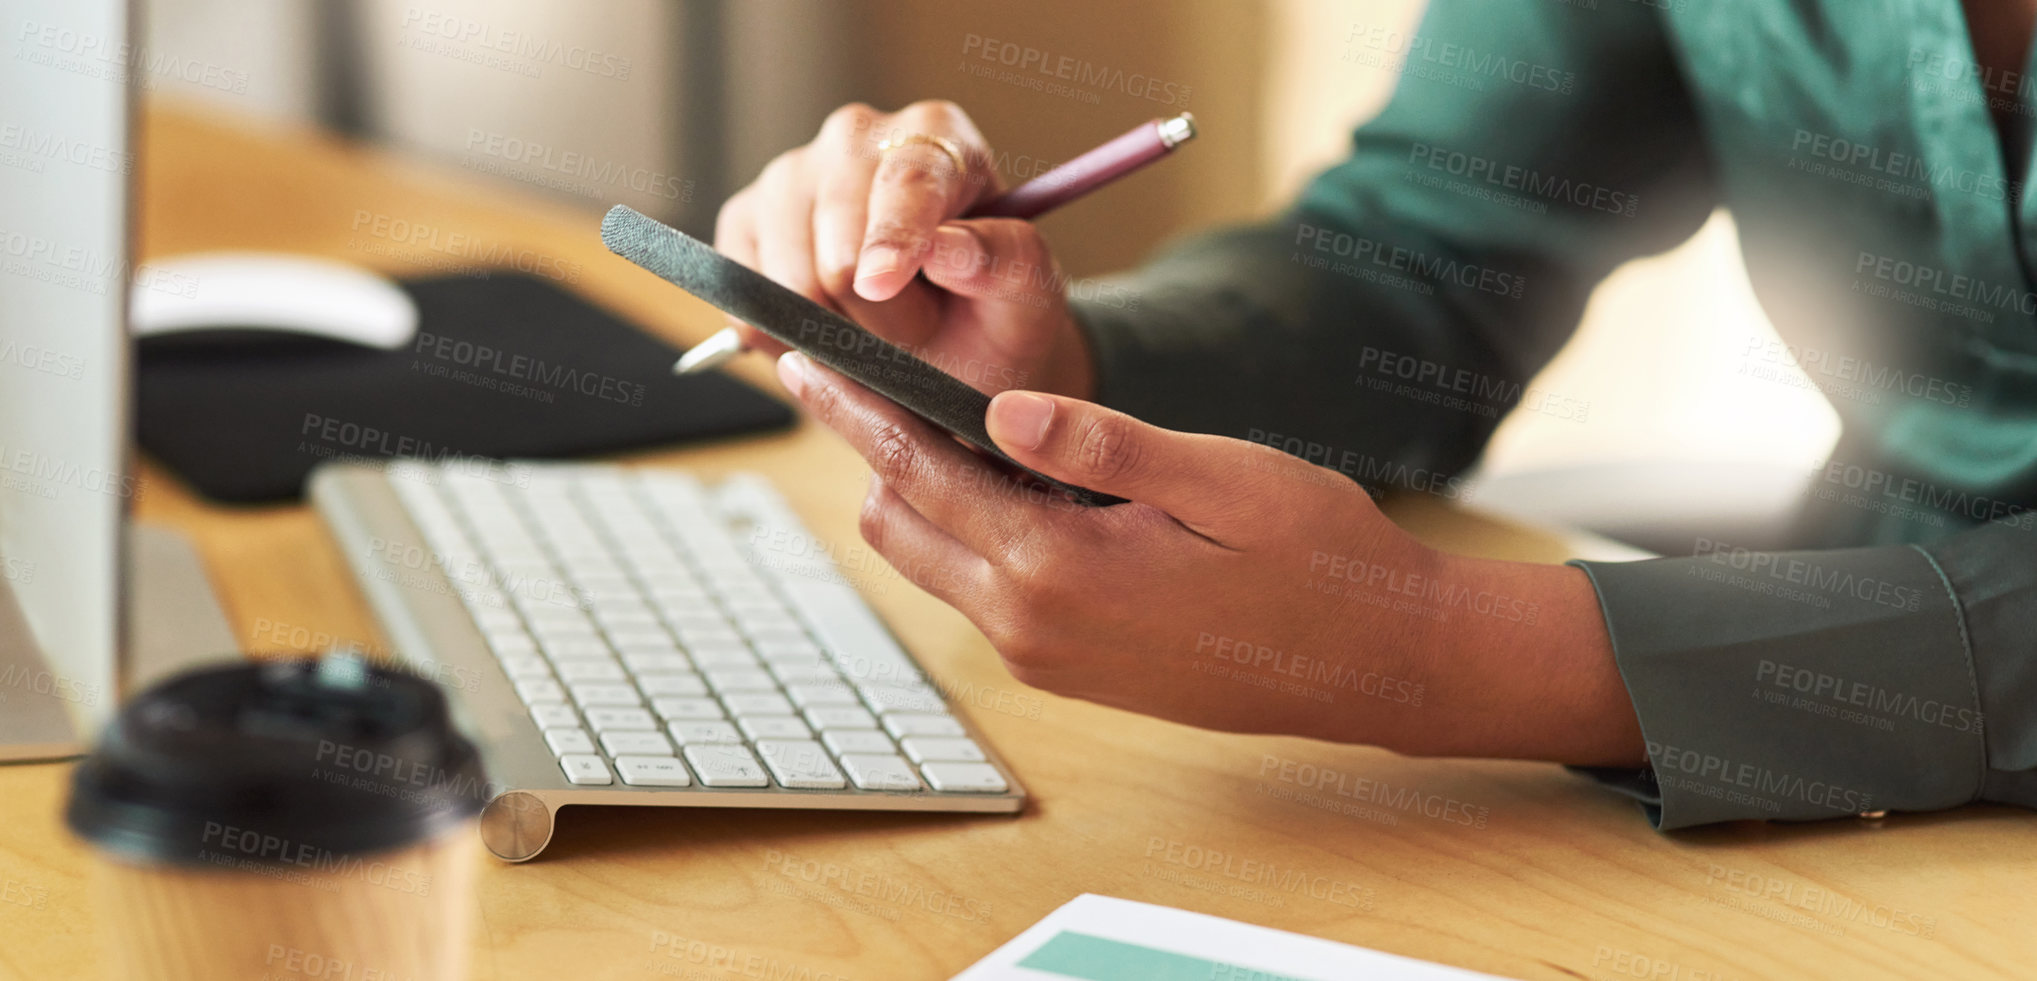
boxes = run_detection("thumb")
[920,218,1062,308]
[986,390,1276,536]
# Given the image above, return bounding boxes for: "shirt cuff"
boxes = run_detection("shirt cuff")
[1567,544,1986,830]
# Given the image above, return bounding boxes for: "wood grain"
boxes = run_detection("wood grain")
[0,100,2030,981]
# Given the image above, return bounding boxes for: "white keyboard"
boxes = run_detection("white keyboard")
[381,461,1014,798]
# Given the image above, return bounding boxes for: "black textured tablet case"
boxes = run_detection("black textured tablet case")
[600,205,1120,506]
[136,273,794,503]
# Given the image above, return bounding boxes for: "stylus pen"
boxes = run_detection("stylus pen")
[673,111,1198,374]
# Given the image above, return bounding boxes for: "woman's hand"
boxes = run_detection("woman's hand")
[716,100,1095,400]
[778,352,1644,766]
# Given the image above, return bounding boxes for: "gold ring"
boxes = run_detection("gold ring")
[876,133,968,174]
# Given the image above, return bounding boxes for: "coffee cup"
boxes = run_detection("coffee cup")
[66,655,487,981]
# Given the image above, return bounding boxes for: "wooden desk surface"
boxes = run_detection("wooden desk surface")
[2,104,2031,981]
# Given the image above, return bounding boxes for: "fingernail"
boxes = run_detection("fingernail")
[930,226,974,272]
[856,244,905,286]
[989,391,1055,451]
[776,351,809,397]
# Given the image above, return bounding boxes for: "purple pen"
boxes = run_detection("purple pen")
[969,112,1198,220]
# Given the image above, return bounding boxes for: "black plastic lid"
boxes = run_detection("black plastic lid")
[66,656,487,867]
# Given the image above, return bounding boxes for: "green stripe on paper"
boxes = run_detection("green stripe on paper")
[1014,930,1315,981]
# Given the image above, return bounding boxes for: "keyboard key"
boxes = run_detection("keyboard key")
[805,706,877,730]
[540,636,612,660]
[919,762,1007,793]
[668,721,744,746]
[723,692,794,716]
[756,740,846,789]
[772,664,845,685]
[615,755,691,787]
[637,674,708,697]
[737,715,812,740]
[786,682,859,708]
[584,707,657,731]
[650,697,725,721]
[881,713,965,738]
[560,754,613,785]
[821,729,896,756]
[859,684,945,714]
[570,683,641,708]
[544,727,595,755]
[600,731,674,756]
[530,704,579,728]
[556,660,626,682]
[840,754,922,792]
[683,744,769,787]
[756,638,824,661]
[901,737,986,764]
[678,624,745,647]
[705,668,779,693]
[621,652,693,674]
[606,628,675,649]
[685,644,758,668]
[514,678,565,705]
[501,655,553,680]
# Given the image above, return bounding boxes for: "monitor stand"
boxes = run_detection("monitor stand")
[0,523,236,763]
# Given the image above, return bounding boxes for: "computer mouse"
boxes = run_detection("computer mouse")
[130,252,418,351]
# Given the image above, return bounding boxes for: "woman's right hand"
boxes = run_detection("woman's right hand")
[714,100,1096,400]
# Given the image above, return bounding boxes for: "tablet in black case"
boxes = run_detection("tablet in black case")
[600,205,1121,507]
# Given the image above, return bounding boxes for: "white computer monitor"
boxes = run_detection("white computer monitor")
[0,0,134,759]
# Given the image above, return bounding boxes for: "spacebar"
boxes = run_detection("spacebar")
[770,576,925,689]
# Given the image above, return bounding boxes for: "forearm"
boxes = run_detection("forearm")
[1422,555,1643,767]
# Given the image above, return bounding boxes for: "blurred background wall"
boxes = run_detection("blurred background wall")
[141,0,1842,540]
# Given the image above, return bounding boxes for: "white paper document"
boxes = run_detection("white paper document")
[952,894,1512,980]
